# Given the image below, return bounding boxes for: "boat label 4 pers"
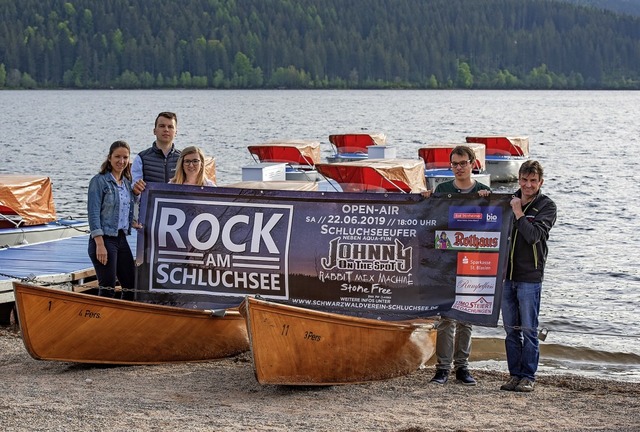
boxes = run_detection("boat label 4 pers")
[12,282,249,364]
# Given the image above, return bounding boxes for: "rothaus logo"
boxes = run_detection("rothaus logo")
[453,231,499,249]
[436,230,501,251]
[148,199,292,297]
[321,238,413,273]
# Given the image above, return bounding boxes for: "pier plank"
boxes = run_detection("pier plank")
[0,235,137,305]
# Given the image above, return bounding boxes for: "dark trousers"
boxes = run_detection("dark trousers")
[88,231,135,300]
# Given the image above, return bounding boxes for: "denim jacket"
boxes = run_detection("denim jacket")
[87,172,135,238]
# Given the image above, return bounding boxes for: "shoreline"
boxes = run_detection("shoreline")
[2,327,639,431]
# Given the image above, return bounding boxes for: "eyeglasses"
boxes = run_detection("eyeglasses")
[450,160,470,168]
[184,159,201,166]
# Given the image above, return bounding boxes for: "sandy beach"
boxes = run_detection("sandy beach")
[1,326,639,431]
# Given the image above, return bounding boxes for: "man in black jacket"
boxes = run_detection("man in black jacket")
[500,160,557,393]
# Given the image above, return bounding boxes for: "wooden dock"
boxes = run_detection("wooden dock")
[0,234,137,323]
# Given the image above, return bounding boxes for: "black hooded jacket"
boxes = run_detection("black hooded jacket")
[506,190,557,283]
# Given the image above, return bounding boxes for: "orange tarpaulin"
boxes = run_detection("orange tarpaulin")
[204,157,216,185]
[316,159,426,193]
[0,175,57,226]
[248,141,321,166]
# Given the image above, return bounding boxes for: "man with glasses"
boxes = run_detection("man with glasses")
[424,145,490,386]
[500,160,556,392]
[132,112,181,193]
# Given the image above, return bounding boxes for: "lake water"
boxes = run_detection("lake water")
[2,89,640,383]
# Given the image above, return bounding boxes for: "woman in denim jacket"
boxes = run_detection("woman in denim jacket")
[87,140,136,299]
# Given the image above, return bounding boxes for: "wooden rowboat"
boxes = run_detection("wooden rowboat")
[240,296,437,385]
[13,282,249,364]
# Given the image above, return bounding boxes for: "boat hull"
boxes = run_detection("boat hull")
[241,296,437,385]
[0,219,89,248]
[285,168,319,182]
[425,169,491,190]
[486,156,527,182]
[325,154,369,163]
[13,282,250,364]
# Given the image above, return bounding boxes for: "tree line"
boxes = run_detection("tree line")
[561,0,640,17]
[1,0,640,90]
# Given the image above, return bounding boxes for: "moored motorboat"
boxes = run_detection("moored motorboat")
[0,175,88,247]
[326,132,387,163]
[418,143,491,190]
[13,282,249,364]
[226,180,320,191]
[248,140,321,181]
[316,158,427,193]
[240,296,437,385]
[0,218,90,248]
[465,136,530,182]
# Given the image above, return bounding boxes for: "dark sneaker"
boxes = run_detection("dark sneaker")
[515,378,535,392]
[430,369,449,384]
[455,368,477,386]
[500,376,521,391]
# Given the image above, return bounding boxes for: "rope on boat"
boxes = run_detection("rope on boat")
[0,271,39,283]
[53,219,90,234]
[0,214,90,233]
[70,287,640,340]
[499,324,640,340]
[5,281,640,340]
[0,212,22,228]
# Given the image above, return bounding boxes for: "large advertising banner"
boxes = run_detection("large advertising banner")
[136,183,514,326]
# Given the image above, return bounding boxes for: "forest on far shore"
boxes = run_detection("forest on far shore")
[1,0,640,90]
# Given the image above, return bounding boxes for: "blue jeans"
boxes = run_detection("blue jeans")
[501,280,542,381]
[88,231,135,300]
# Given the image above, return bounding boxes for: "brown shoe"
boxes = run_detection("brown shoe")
[515,378,535,392]
[500,376,521,391]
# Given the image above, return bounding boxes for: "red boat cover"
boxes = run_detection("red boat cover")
[465,136,529,157]
[248,141,321,166]
[316,159,426,193]
[0,175,57,227]
[328,133,386,154]
[418,143,486,171]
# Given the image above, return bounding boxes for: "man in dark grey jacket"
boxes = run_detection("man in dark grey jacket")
[500,160,557,393]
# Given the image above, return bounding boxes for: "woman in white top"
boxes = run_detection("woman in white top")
[170,146,215,186]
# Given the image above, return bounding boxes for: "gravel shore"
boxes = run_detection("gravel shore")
[1,326,639,431]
